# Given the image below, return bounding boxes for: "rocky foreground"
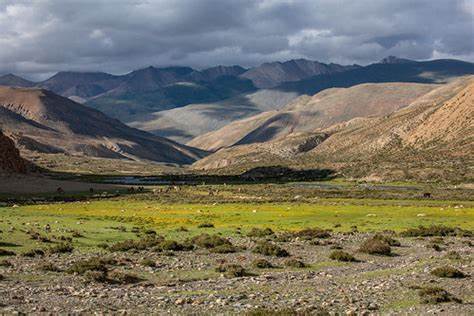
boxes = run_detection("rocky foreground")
[0,230,472,315]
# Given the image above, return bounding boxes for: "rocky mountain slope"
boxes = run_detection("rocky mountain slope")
[240,59,358,88]
[129,89,299,143]
[189,82,438,151]
[0,130,27,173]
[0,86,206,164]
[0,74,35,88]
[193,76,474,181]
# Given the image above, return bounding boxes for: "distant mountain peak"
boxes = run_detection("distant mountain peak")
[379,56,415,64]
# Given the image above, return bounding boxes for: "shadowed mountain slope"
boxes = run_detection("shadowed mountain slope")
[0,86,206,164]
[189,82,438,151]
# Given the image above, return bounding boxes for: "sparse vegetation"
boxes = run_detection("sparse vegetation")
[373,234,401,246]
[293,228,331,239]
[359,237,392,256]
[48,243,74,254]
[197,222,214,228]
[284,258,306,268]
[253,241,289,257]
[216,264,249,278]
[430,266,466,278]
[418,287,462,304]
[0,249,15,256]
[329,250,357,262]
[401,226,472,237]
[252,258,274,269]
[247,227,275,238]
[37,261,61,272]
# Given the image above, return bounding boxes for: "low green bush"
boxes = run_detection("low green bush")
[431,266,466,278]
[418,287,462,304]
[253,241,289,257]
[359,238,391,256]
[329,250,357,262]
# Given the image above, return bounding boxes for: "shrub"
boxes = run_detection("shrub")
[22,249,45,257]
[158,240,185,251]
[190,234,231,249]
[252,258,274,269]
[253,241,289,257]
[84,270,107,283]
[418,287,462,304]
[246,308,328,316]
[0,249,15,256]
[0,274,4,281]
[141,259,156,267]
[284,258,306,268]
[428,243,443,252]
[48,243,74,254]
[247,228,275,238]
[176,226,188,232]
[359,238,391,256]
[373,234,401,247]
[445,251,461,260]
[107,270,142,284]
[431,266,466,278]
[0,259,12,267]
[209,244,237,254]
[293,228,331,239]
[401,226,472,237]
[197,222,214,228]
[109,236,164,252]
[37,261,61,272]
[329,250,357,262]
[215,264,248,278]
[67,257,110,274]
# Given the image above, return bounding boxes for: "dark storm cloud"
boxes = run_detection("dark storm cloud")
[1,0,473,80]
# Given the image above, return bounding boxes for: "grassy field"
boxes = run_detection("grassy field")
[1,196,472,252]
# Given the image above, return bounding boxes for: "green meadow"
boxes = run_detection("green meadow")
[1,197,472,251]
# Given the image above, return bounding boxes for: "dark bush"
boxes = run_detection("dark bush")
[84,270,107,283]
[373,234,401,246]
[109,236,164,252]
[247,228,275,238]
[329,250,357,262]
[284,258,306,268]
[252,258,274,269]
[0,259,12,267]
[107,270,142,284]
[293,228,331,239]
[67,257,110,274]
[431,266,466,278]
[0,249,15,256]
[37,261,61,272]
[141,259,156,267]
[215,264,248,278]
[158,240,185,251]
[22,249,45,257]
[48,243,74,254]
[190,234,231,249]
[0,274,4,281]
[359,238,391,256]
[418,287,462,304]
[253,241,289,257]
[246,307,328,316]
[401,226,472,237]
[445,251,461,260]
[209,244,237,254]
[197,222,214,228]
[428,243,444,252]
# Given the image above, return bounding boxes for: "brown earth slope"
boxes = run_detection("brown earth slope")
[0,130,27,173]
[189,82,438,151]
[193,76,474,181]
[0,86,206,164]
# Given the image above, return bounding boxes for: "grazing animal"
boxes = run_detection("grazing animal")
[423,192,432,198]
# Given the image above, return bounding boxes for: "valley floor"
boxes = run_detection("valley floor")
[0,182,473,315]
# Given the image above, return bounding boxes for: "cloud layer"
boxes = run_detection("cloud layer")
[1,0,473,80]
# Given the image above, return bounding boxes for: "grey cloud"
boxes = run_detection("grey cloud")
[0,0,472,80]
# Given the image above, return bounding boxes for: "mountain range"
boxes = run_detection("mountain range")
[193,75,474,181]
[1,56,473,180]
[0,86,205,164]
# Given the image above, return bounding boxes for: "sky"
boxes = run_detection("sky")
[1,0,473,80]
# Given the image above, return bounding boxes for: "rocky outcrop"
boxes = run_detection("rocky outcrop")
[0,130,27,173]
